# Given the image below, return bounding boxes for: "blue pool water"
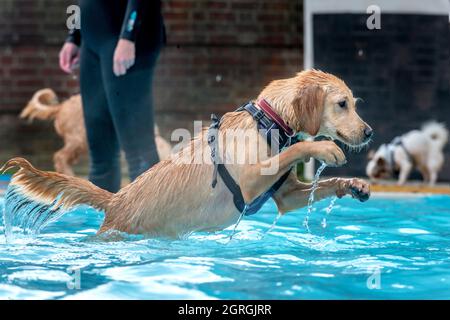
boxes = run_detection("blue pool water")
[1,193,450,299]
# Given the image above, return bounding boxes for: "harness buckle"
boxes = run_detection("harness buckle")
[252,109,265,121]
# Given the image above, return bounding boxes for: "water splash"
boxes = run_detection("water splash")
[325,196,338,215]
[2,201,9,241]
[3,186,70,242]
[303,162,327,232]
[228,206,248,242]
[260,212,282,239]
[322,196,338,228]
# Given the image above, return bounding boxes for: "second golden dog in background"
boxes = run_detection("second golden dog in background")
[20,89,172,176]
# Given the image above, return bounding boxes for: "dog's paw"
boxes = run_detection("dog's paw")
[308,141,347,167]
[337,178,370,202]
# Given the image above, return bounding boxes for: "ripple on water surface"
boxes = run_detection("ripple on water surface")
[1,195,450,299]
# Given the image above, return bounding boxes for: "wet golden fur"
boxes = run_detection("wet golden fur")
[4,70,372,238]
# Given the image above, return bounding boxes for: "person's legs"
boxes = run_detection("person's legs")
[100,47,160,181]
[80,45,122,192]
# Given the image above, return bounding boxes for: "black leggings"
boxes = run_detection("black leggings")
[80,42,160,193]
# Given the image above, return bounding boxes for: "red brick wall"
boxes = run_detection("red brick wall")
[0,0,79,113]
[0,0,302,170]
[0,1,302,116]
[156,0,302,135]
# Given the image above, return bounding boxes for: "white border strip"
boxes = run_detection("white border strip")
[304,0,450,77]
[306,0,450,15]
[371,192,446,198]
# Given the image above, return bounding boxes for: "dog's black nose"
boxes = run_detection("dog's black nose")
[364,126,373,139]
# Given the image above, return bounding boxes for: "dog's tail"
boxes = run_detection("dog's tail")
[421,121,449,150]
[20,89,61,122]
[1,158,113,234]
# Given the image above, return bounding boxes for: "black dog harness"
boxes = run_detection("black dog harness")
[387,137,414,174]
[207,99,298,216]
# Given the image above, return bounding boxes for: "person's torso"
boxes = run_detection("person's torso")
[79,0,164,51]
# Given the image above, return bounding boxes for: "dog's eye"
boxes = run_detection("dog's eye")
[338,100,347,108]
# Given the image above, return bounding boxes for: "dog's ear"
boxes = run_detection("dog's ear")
[292,85,325,136]
[367,149,375,160]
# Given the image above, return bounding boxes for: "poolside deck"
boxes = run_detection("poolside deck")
[371,183,450,195]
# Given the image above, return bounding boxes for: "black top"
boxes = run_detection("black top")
[66,0,165,50]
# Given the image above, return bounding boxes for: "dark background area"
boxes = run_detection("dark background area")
[314,13,450,180]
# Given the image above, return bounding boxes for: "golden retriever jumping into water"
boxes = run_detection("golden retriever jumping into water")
[20,89,172,176]
[3,70,372,238]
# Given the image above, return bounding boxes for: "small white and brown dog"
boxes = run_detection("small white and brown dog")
[366,121,448,186]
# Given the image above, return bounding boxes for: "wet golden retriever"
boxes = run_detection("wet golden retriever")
[20,89,172,176]
[3,70,372,238]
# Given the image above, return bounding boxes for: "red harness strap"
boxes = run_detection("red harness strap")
[257,98,294,137]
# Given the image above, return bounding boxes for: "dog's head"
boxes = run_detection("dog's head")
[365,145,393,179]
[259,69,373,148]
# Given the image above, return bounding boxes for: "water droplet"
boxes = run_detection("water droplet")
[304,162,327,232]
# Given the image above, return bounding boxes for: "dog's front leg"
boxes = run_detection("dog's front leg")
[272,174,370,214]
[54,148,75,176]
[238,140,346,203]
[397,162,412,185]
